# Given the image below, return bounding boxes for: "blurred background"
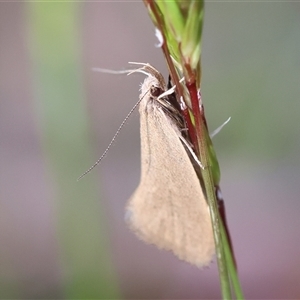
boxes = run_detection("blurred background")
[1,2,299,299]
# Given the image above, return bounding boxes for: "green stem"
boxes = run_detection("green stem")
[221,220,244,299]
[188,83,232,299]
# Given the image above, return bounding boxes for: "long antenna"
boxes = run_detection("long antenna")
[77,92,146,181]
[77,63,160,181]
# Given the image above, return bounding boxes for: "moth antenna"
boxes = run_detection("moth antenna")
[77,91,147,181]
[78,63,158,181]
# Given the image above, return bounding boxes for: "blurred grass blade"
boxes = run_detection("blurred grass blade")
[28,3,119,299]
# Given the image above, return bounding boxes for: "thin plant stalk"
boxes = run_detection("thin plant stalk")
[143,1,244,299]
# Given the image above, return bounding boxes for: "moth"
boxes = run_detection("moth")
[126,64,215,267]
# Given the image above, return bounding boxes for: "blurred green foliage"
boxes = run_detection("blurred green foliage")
[29,3,119,299]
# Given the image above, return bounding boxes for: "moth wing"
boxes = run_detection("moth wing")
[126,103,215,267]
